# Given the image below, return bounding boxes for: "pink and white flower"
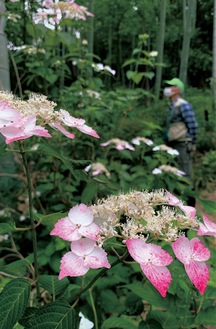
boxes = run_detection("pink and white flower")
[197,215,216,238]
[126,238,173,297]
[166,190,196,220]
[0,101,22,127]
[50,204,100,241]
[51,109,99,139]
[58,238,110,279]
[0,115,51,144]
[172,236,210,294]
[100,138,135,151]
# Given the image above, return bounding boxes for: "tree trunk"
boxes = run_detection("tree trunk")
[155,0,166,98]
[0,0,11,91]
[212,0,216,110]
[179,0,197,88]
[87,0,94,57]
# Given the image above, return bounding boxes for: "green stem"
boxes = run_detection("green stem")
[89,288,98,329]
[19,141,40,298]
[72,251,129,307]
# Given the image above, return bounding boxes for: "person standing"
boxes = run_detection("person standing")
[163,78,198,179]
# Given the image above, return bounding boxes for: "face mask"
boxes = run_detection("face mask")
[163,87,175,97]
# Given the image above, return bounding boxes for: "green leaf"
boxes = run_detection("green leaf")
[101,316,138,329]
[195,307,216,325]
[39,275,70,297]
[125,281,171,310]
[0,278,30,329]
[20,301,77,329]
[147,310,180,329]
[39,143,87,182]
[122,59,137,67]
[138,319,163,329]
[0,220,16,234]
[197,199,216,214]
[34,212,67,231]
[81,182,98,203]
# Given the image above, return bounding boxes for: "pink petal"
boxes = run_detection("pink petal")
[79,222,100,241]
[126,239,173,266]
[179,205,196,219]
[185,261,210,294]
[85,246,111,269]
[68,204,94,226]
[58,251,89,279]
[71,238,95,256]
[172,237,210,264]
[60,109,85,126]
[166,190,183,207]
[77,124,100,139]
[31,127,51,138]
[116,144,125,150]
[140,263,172,297]
[190,238,210,262]
[197,215,216,237]
[0,101,22,125]
[92,169,101,176]
[50,216,82,241]
[100,142,110,147]
[49,122,75,139]
[172,236,193,264]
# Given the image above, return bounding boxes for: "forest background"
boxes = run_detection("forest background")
[0,0,216,329]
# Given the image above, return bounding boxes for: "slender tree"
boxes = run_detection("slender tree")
[155,0,166,98]
[179,0,197,87]
[0,0,10,91]
[213,0,216,110]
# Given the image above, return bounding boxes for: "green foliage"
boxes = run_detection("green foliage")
[0,279,30,329]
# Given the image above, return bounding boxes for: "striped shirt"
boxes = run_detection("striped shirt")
[168,98,198,144]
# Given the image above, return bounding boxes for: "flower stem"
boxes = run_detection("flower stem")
[19,142,40,299]
[89,287,98,329]
[72,250,129,307]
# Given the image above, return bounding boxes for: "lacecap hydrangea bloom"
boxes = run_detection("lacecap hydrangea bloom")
[50,189,215,297]
[0,92,99,144]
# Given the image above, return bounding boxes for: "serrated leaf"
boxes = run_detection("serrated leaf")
[20,301,77,329]
[34,212,67,231]
[0,220,16,234]
[39,143,87,182]
[125,281,171,310]
[147,310,180,329]
[195,307,216,325]
[0,278,30,329]
[101,316,137,329]
[39,275,69,297]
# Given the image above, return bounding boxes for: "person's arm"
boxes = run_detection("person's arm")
[180,102,198,146]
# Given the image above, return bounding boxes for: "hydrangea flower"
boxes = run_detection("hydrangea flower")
[172,236,210,294]
[152,144,179,156]
[126,238,173,297]
[166,190,196,220]
[59,238,110,279]
[100,138,135,151]
[0,115,51,144]
[152,165,186,177]
[0,94,100,142]
[50,204,100,241]
[84,162,110,178]
[197,215,216,237]
[131,136,153,146]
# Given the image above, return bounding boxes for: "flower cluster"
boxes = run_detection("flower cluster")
[50,204,110,279]
[33,0,93,30]
[84,162,110,178]
[50,189,215,297]
[0,92,99,144]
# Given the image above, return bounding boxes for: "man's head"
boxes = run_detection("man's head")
[163,78,184,98]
